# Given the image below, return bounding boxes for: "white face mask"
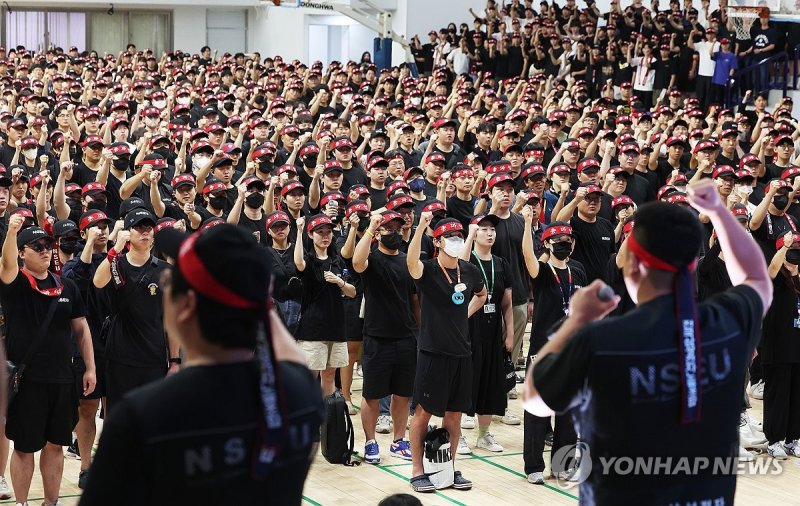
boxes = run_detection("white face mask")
[737,185,753,196]
[145,118,158,128]
[674,185,687,193]
[411,97,422,106]
[152,100,166,109]
[192,155,211,168]
[176,97,190,106]
[113,93,124,102]
[23,148,37,159]
[342,94,352,104]
[442,236,465,257]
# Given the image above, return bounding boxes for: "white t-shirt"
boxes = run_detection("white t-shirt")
[694,40,720,77]
[631,56,656,91]
[447,50,471,75]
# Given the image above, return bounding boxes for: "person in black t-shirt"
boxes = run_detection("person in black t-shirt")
[228,177,269,246]
[446,164,478,230]
[92,209,174,412]
[524,181,772,505]
[0,218,96,506]
[520,216,585,485]
[750,179,797,260]
[407,215,486,493]
[353,212,418,464]
[557,183,616,282]
[81,224,323,506]
[266,211,301,334]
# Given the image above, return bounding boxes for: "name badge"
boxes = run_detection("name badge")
[483,303,496,314]
[794,318,800,329]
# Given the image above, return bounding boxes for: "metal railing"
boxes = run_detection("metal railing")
[724,51,790,108]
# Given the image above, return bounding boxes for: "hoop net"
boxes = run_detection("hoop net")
[728,6,770,40]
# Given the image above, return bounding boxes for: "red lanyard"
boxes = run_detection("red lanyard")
[548,262,572,313]
[438,259,461,286]
[788,214,798,232]
[20,269,63,297]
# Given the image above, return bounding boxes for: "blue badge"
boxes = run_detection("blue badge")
[452,291,465,305]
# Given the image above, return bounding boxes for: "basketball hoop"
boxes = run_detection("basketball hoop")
[728,6,770,41]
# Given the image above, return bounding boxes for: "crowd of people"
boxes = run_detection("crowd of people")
[0,0,794,504]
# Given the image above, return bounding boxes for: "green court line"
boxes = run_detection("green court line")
[374,464,468,506]
[302,495,323,505]
[470,454,579,501]
[0,494,82,504]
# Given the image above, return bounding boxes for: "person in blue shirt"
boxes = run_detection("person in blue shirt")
[712,38,739,106]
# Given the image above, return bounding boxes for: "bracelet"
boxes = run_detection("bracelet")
[107,248,120,262]
[339,278,346,288]
[365,229,374,237]
[169,357,182,365]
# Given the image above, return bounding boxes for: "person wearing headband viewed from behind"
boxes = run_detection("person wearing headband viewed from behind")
[523,179,772,504]
[79,224,323,505]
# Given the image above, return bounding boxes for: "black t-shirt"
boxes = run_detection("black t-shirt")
[1,272,85,383]
[104,255,169,367]
[569,215,616,283]
[534,285,763,505]
[415,258,484,357]
[79,360,324,506]
[623,173,656,204]
[360,250,416,339]
[237,212,269,247]
[341,166,368,194]
[296,252,347,342]
[490,212,529,305]
[696,243,732,303]
[446,195,476,230]
[367,185,387,210]
[267,246,298,303]
[761,271,800,365]
[529,260,587,353]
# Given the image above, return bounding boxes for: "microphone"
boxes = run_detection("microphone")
[597,284,614,302]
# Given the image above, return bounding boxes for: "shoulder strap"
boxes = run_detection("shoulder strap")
[342,408,360,467]
[113,257,160,311]
[15,296,59,372]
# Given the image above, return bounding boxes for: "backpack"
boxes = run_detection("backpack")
[320,390,360,466]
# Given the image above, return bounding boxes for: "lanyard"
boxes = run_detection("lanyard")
[438,258,461,286]
[548,262,572,313]
[20,269,63,297]
[472,252,495,302]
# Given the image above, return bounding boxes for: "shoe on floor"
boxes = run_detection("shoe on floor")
[457,435,472,455]
[783,440,800,457]
[461,414,475,429]
[749,380,764,400]
[476,433,503,452]
[552,469,579,482]
[78,469,89,489]
[501,409,521,425]
[515,373,524,384]
[65,439,80,460]
[507,387,518,400]
[364,439,381,464]
[527,471,545,484]
[452,470,472,490]
[745,410,763,431]
[410,474,435,493]
[768,442,788,460]
[347,402,357,416]
[376,415,392,434]
[738,446,754,462]
[390,439,412,460]
[356,364,363,377]
[740,415,767,447]
[0,476,11,499]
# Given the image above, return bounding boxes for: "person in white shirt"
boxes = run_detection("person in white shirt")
[433,30,452,69]
[628,38,657,107]
[447,38,474,76]
[687,26,720,110]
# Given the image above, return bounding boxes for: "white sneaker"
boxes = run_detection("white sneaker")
[769,442,788,460]
[745,410,763,431]
[356,364,363,377]
[527,471,545,484]
[476,432,504,452]
[740,414,767,447]
[376,415,392,434]
[738,446,754,462]
[461,414,475,429]
[783,440,800,457]
[0,476,10,499]
[501,409,521,425]
[552,469,579,482]
[507,387,518,400]
[749,380,764,400]
[457,435,472,455]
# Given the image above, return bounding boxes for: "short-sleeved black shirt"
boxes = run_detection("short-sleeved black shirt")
[296,252,347,342]
[416,258,484,357]
[490,212,529,306]
[79,360,324,506]
[361,250,416,340]
[529,260,587,353]
[237,212,269,247]
[569,215,616,283]
[1,272,86,383]
[534,285,763,505]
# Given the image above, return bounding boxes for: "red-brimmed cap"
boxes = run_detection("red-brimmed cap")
[306,214,333,233]
[577,158,600,173]
[521,165,545,179]
[265,211,291,229]
[611,196,634,209]
[345,201,370,218]
[171,174,195,188]
[542,224,573,242]
[387,194,414,210]
[739,154,760,168]
[81,182,106,195]
[487,173,514,190]
[432,218,463,238]
[280,181,306,196]
[79,211,111,231]
[422,200,446,214]
[425,152,446,165]
[693,140,718,153]
[776,233,800,249]
[712,165,736,179]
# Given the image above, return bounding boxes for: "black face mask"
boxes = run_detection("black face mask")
[550,241,572,260]
[357,219,370,231]
[223,102,234,112]
[113,158,130,170]
[773,195,790,210]
[87,199,107,212]
[66,198,81,212]
[58,238,80,255]
[302,155,317,168]
[70,92,81,100]
[153,148,171,160]
[380,232,403,250]
[209,196,227,210]
[258,161,273,174]
[787,250,800,265]
[245,193,265,209]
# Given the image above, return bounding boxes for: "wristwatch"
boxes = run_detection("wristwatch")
[169,357,182,365]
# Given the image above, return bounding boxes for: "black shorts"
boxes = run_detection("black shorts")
[73,355,107,400]
[413,351,472,418]
[106,360,166,411]
[361,335,416,400]
[6,381,77,453]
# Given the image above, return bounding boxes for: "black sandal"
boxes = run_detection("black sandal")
[410,474,435,492]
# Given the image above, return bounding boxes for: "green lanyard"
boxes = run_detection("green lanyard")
[472,252,495,302]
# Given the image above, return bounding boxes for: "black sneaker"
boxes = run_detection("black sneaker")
[65,440,80,460]
[410,474,435,493]
[78,469,89,489]
[452,470,472,490]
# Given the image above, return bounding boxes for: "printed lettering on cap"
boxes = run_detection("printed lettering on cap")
[522,165,545,178]
[667,193,689,204]
[280,181,304,195]
[782,167,800,179]
[204,181,227,194]
[732,206,749,218]
[433,220,463,238]
[612,196,634,208]
[426,153,446,164]
[265,211,290,228]
[79,211,109,230]
[578,159,600,172]
[713,166,735,178]
[776,233,800,249]
[82,182,105,194]
[388,195,413,209]
[307,215,333,233]
[542,225,573,241]
[345,202,369,217]
[488,173,513,189]
[299,145,319,157]
[110,144,131,155]
[154,219,176,234]
[452,168,474,179]
[13,208,33,218]
[171,174,195,187]
[320,192,345,207]
[423,201,445,213]
[332,138,353,150]
[381,211,403,225]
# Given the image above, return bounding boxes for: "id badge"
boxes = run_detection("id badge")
[484,303,496,314]
[794,318,800,329]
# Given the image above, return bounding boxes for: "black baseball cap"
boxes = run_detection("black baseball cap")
[53,220,78,237]
[124,208,156,230]
[17,226,52,249]
[119,197,146,217]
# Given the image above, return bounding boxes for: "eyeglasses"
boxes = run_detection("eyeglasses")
[25,241,53,252]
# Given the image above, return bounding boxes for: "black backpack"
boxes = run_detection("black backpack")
[320,390,360,466]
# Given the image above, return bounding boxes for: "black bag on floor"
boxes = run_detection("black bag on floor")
[320,390,359,466]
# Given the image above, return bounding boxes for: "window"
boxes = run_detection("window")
[206,10,247,54]
[5,11,86,51]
